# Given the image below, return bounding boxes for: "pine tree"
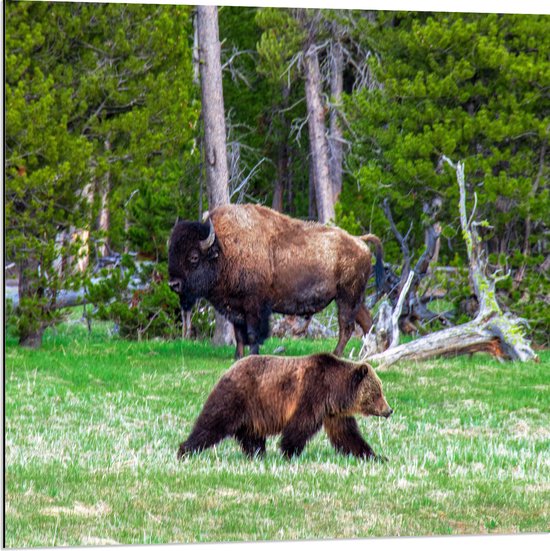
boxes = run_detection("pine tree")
[342,12,549,263]
[5,1,93,346]
[5,2,199,346]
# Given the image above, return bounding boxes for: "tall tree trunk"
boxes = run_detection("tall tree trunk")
[272,85,290,212]
[308,146,317,220]
[197,5,233,346]
[98,138,111,257]
[329,40,344,202]
[303,44,335,224]
[78,181,95,269]
[287,146,295,215]
[17,254,46,348]
[197,6,230,209]
[516,141,547,286]
[272,143,286,212]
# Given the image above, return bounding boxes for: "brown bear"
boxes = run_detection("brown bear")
[177,353,392,460]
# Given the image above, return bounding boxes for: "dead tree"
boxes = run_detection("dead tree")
[380,198,450,332]
[196,5,234,346]
[97,137,112,257]
[362,159,538,367]
[328,39,344,202]
[303,42,335,224]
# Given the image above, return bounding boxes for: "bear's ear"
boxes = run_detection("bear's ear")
[351,365,370,389]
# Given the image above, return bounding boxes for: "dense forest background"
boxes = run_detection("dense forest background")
[5,2,549,347]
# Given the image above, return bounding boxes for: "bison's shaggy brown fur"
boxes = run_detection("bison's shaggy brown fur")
[177,353,392,460]
[168,204,383,358]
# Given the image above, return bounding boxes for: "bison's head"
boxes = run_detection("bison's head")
[168,218,220,310]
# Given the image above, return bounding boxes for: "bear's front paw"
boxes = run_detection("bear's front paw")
[373,453,388,463]
[176,443,189,460]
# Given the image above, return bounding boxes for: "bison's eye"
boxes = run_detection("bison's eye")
[188,250,200,265]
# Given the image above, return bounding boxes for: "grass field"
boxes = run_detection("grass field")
[4,319,550,547]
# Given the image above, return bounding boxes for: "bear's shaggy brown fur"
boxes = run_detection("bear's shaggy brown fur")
[177,353,392,460]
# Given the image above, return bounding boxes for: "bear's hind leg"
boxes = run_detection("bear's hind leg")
[235,427,266,458]
[324,416,382,460]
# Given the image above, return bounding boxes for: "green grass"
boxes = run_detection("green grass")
[4,319,550,547]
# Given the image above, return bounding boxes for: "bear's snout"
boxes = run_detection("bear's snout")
[373,395,393,418]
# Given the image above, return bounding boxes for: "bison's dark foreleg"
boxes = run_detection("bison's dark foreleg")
[235,427,266,458]
[334,301,358,356]
[323,416,379,460]
[244,301,272,355]
[233,322,248,359]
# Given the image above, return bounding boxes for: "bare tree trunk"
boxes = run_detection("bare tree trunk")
[78,181,95,271]
[98,138,111,257]
[272,143,286,212]
[427,222,441,267]
[272,85,290,212]
[98,190,110,256]
[368,320,514,367]
[198,6,230,209]
[329,40,344,202]
[303,44,335,224]
[17,254,46,348]
[308,153,317,220]
[380,198,447,334]
[197,5,233,346]
[516,141,546,286]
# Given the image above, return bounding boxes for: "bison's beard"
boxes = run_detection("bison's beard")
[177,263,219,310]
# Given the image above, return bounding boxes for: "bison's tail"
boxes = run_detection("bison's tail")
[359,234,384,291]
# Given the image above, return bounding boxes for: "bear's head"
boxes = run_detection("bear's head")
[351,363,393,418]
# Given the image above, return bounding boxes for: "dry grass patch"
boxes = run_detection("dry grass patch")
[41,502,111,518]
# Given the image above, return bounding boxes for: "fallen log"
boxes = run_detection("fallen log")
[361,158,538,367]
[368,314,532,367]
[6,276,147,310]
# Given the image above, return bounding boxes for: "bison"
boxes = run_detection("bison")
[168,204,383,359]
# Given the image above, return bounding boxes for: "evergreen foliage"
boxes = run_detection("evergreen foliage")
[342,12,549,263]
[338,12,549,343]
[5,1,199,345]
[5,6,549,346]
[6,1,93,345]
[85,257,181,340]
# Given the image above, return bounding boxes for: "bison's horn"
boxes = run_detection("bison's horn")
[199,219,216,252]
